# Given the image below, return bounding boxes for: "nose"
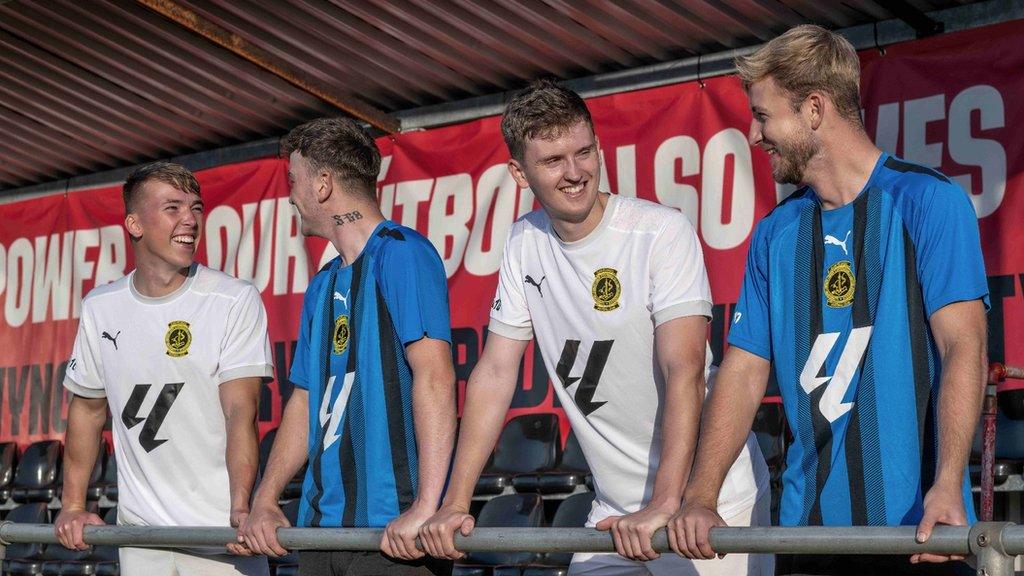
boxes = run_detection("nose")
[564,156,583,182]
[181,206,198,228]
[748,119,762,147]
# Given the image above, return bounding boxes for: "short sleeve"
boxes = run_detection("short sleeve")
[377,237,452,346]
[904,181,990,317]
[649,211,713,326]
[218,284,275,384]
[288,278,319,391]
[488,223,533,341]
[727,222,772,360]
[63,306,107,399]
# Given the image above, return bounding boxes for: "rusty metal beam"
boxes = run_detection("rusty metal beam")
[134,0,400,134]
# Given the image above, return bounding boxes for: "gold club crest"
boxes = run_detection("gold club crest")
[165,321,191,357]
[592,268,622,312]
[333,314,350,355]
[825,261,855,308]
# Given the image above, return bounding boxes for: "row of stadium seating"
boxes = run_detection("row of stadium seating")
[0,440,116,510]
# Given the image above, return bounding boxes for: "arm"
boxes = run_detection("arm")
[54,395,108,550]
[419,333,530,560]
[672,345,770,559]
[239,388,309,557]
[381,336,457,560]
[595,315,708,561]
[220,377,262,555]
[912,299,987,564]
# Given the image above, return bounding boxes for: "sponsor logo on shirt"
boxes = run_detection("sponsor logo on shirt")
[825,261,855,308]
[824,230,851,256]
[492,298,501,311]
[102,330,121,350]
[333,314,350,355]
[524,275,546,297]
[592,268,621,312]
[164,321,192,358]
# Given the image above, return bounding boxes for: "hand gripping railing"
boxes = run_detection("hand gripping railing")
[1,524,1023,575]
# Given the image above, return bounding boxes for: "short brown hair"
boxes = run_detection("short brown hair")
[123,161,200,214]
[280,117,381,197]
[501,79,594,161]
[734,24,862,124]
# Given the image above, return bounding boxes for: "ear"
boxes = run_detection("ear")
[316,170,333,204]
[125,213,143,239]
[507,158,530,189]
[806,91,825,131]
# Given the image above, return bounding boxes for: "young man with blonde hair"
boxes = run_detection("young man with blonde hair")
[420,80,772,575]
[673,25,988,576]
[57,162,273,576]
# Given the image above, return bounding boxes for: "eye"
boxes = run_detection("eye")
[192,205,205,214]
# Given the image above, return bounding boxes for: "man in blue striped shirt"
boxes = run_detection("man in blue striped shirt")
[240,118,456,576]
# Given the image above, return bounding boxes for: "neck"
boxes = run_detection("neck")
[802,131,882,210]
[325,203,386,265]
[551,193,610,243]
[133,258,191,298]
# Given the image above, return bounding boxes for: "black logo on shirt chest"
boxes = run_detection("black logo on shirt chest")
[102,330,121,350]
[524,275,546,297]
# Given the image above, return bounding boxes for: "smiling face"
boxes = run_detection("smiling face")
[126,181,204,273]
[508,120,604,240]
[287,151,323,238]
[747,76,819,185]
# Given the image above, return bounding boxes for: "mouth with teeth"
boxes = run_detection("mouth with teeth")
[172,234,196,247]
[560,182,587,199]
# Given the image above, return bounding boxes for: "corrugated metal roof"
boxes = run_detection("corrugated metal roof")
[0,0,981,194]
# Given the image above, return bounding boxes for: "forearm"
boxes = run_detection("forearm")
[934,339,987,489]
[684,351,768,508]
[253,390,309,506]
[441,362,519,510]
[224,408,260,513]
[61,396,107,510]
[411,367,457,509]
[648,367,704,510]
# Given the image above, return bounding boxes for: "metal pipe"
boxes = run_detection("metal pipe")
[0,524,976,555]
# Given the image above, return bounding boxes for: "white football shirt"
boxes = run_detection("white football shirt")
[64,264,274,528]
[490,194,768,523]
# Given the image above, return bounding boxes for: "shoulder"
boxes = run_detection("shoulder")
[82,274,130,306]
[617,196,694,233]
[878,155,975,223]
[192,265,260,301]
[375,224,442,263]
[752,186,815,244]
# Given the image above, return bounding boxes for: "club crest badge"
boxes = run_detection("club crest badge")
[165,321,192,358]
[592,268,621,312]
[333,314,350,355]
[825,261,855,308]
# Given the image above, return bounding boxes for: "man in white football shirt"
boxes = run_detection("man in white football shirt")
[420,81,772,575]
[54,162,273,576]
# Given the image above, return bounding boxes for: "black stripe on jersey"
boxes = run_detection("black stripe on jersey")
[339,257,365,527]
[376,287,416,513]
[807,208,831,526]
[883,157,951,184]
[794,204,819,525]
[309,267,338,527]
[903,227,937,490]
[377,226,406,241]
[844,190,873,525]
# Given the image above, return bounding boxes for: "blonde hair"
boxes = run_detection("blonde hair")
[735,24,862,124]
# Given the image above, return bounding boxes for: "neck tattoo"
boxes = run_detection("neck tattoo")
[332,211,363,226]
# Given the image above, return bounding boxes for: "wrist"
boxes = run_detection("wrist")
[60,501,88,513]
[647,494,682,514]
[683,488,719,510]
[440,500,471,515]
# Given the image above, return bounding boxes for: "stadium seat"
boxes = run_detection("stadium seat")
[2,502,50,575]
[0,441,18,503]
[477,415,560,496]
[458,493,545,570]
[513,432,589,494]
[99,455,118,503]
[11,441,62,503]
[538,491,596,569]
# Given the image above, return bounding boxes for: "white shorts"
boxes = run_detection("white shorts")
[568,493,774,576]
[119,548,270,576]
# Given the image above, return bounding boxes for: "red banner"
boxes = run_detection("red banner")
[1,20,1022,447]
